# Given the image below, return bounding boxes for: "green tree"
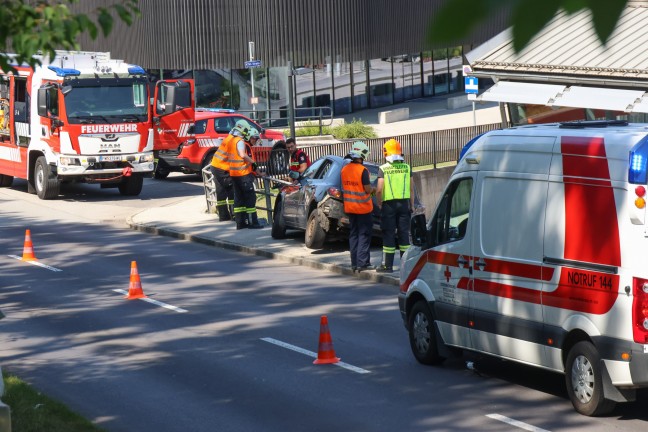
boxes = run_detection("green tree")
[0,0,140,71]
[428,0,628,52]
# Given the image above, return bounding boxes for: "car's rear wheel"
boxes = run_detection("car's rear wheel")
[408,301,444,365]
[565,341,616,416]
[271,197,286,239]
[305,208,326,249]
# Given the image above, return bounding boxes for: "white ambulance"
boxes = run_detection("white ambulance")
[399,120,648,416]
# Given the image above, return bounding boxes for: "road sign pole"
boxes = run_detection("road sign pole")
[249,42,256,119]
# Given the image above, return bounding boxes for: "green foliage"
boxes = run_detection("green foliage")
[331,119,378,139]
[3,373,106,431]
[428,0,628,53]
[285,122,333,137]
[0,0,140,72]
[286,119,377,139]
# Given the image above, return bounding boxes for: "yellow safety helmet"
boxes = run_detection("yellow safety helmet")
[383,139,402,157]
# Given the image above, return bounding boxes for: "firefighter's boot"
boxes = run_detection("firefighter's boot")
[376,253,394,273]
[218,202,231,222]
[235,212,248,230]
[247,212,263,229]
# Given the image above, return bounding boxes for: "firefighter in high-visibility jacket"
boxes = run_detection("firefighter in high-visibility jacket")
[340,141,376,272]
[375,139,414,273]
[209,121,247,221]
[229,127,265,229]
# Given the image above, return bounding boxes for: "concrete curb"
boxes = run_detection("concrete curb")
[128,221,400,286]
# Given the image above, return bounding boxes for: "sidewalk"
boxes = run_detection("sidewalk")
[128,96,502,285]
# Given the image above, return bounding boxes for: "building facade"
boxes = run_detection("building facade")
[75,0,508,124]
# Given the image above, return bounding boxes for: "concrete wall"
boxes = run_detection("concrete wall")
[412,166,455,219]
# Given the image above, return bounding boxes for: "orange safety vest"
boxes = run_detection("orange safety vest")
[229,140,255,177]
[341,162,373,214]
[211,135,241,171]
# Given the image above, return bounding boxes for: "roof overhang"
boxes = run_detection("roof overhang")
[470,80,648,113]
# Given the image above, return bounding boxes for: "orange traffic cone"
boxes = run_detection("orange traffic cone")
[313,315,341,364]
[21,229,37,261]
[124,261,147,299]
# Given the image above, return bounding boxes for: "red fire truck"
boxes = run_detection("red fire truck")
[0,50,186,199]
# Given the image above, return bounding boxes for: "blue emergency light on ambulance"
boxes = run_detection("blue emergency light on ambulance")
[629,134,648,184]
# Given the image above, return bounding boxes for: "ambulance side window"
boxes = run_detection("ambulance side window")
[430,178,472,246]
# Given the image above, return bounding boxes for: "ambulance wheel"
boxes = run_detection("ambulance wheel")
[0,174,13,187]
[565,341,616,416]
[271,197,286,239]
[305,208,326,249]
[408,301,443,365]
[118,174,143,196]
[34,156,60,200]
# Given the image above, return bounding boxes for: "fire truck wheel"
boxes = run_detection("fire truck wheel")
[118,174,144,196]
[305,208,326,249]
[34,156,60,200]
[408,300,444,365]
[0,174,13,187]
[565,341,616,416]
[271,197,286,239]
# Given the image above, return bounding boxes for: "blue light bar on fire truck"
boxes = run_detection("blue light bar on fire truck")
[196,108,236,113]
[47,66,80,77]
[128,66,146,75]
[629,135,648,184]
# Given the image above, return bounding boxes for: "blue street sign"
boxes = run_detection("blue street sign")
[245,60,262,68]
[465,76,479,94]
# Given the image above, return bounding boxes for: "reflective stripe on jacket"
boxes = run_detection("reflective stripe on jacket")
[380,161,411,201]
[341,162,373,214]
[229,141,254,177]
[211,135,241,171]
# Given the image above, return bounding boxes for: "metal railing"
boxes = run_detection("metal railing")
[290,122,504,168]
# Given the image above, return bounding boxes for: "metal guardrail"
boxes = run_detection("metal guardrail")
[293,122,504,168]
[203,122,505,220]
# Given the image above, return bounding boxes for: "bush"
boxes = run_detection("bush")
[283,122,332,137]
[331,119,377,139]
[285,119,377,139]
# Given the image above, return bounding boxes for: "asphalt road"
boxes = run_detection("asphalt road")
[0,177,647,432]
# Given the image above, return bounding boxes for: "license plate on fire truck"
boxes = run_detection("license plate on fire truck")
[99,155,123,162]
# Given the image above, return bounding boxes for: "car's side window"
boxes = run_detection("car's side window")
[302,158,325,179]
[194,120,208,134]
[317,160,333,180]
[428,177,472,247]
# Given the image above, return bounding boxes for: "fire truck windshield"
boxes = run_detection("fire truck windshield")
[64,78,148,124]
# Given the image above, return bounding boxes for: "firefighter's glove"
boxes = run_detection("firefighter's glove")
[288,170,300,179]
[252,162,259,171]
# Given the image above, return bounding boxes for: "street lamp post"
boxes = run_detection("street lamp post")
[287,60,296,139]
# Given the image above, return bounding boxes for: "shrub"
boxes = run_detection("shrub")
[284,119,377,139]
[331,119,377,139]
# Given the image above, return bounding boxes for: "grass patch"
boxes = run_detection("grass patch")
[3,372,105,432]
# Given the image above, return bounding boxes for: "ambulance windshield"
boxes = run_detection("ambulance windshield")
[63,78,148,124]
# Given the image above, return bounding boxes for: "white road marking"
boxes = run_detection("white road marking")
[8,255,62,272]
[261,337,371,374]
[112,289,188,313]
[486,414,551,432]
